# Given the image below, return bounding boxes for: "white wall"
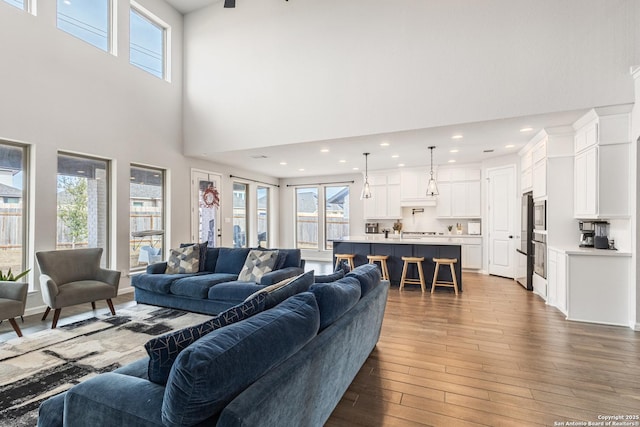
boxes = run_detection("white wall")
[183,0,640,156]
[0,0,280,314]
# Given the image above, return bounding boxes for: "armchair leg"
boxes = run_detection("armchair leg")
[42,307,51,321]
[8,318,23,337]
[106,299,116,316]
[51,309,62,329]
[91,301,96,310]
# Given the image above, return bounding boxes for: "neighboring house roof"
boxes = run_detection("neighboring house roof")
[0,183,22,199]
[131,183,162,199]
[297,191,318,213]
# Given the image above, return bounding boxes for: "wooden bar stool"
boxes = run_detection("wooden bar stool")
[334,253,356,271]
[399,256,426,292]
[431,258,459,295]
[367,255,389,281]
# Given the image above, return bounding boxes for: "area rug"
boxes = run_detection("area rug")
[0,305,210,427]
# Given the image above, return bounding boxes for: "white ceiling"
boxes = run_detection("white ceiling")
[203,108,587,178]
[165,0,217,14]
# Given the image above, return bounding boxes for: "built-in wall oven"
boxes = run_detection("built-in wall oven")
[532,231,547,279]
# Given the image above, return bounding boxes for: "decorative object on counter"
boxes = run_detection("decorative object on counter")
[382,229,390,238]
[426,146,439,196]
[456,223,463,235]
[392,220,403,234]
[447,225,453,235]
[360,152,372,200]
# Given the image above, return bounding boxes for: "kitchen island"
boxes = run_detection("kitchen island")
[332,236,463,291]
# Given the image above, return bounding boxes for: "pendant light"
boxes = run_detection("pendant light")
[360,152,372,200]
[426,146,439,196]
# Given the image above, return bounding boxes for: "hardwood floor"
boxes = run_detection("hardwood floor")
[2,271,639,426]
[326,272,640,427]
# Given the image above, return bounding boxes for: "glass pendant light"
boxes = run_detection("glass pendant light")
[426,146,439,196]
[361,152,372,200]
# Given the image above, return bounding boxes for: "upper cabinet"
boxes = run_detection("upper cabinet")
[572,105,632,219]
[435,167,481,218]
[363,171,402,220]
[399,168,437,206]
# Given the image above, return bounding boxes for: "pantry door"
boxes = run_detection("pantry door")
[487,165,516,278]
[191,169,222,248]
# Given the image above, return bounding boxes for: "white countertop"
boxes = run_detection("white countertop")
[333,235,481,245]
[548,245,631,257]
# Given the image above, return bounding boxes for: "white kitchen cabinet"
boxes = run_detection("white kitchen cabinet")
[435,167,481,219]
[462,240,482,269]
[531,160,546,199]
[363,172,401,219]
[521,168,532,193]
[573,106,632,219]
[400,168,436,206]
[546,248,567,315]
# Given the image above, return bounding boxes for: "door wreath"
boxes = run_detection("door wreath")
[202,186,219,208]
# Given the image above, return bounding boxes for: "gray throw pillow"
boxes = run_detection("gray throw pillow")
[238,249,279,282]
[165,245,200,274]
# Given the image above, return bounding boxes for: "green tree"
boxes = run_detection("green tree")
[58,176,88,248]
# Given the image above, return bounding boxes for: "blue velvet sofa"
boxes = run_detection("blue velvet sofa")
[37,264,389,427]
[131,247,305,315]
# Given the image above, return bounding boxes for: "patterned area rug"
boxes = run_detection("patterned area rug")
[0,305,210,427]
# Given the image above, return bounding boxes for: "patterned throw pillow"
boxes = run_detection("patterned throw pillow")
[237,249,279,282]
[145,292,267,385]
[165,245,200,274]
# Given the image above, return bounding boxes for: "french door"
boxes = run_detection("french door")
[191,169,222,247]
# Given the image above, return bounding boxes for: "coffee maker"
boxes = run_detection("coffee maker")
[594,221,610,249]
[365,222,379,234]
[579,221,595,247]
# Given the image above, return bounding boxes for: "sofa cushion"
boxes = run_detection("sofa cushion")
[279,249,302,268]
[237,249,279,282]
[162,292,320,427]
[207,281,266,304]
[346,263,381,297]
[145,292,268,385]
[314,269,345,283]
[165,246,200,274]
[264,270,314,309]
[131,273,199,294]
[244,275,296,302]
[203,247,220,272]
[169,273,239,299]
[214,248,251,274]
[310,276,361,331]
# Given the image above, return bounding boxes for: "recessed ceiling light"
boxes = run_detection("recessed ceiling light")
[279,162,287,165]
[352,167,359,171]
[451,134,463,140]
[339,159,346,163]
[448,160,456,163]
[380,142,390,147]
[505,144,515,148]
[298,168,305,172]
[398,163,405,167]
[450,149,459,153]
[520,127,533,132]
[391,154,399,158]
[320,148,329,153]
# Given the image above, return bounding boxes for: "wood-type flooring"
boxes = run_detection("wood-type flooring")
[326,272,640,427]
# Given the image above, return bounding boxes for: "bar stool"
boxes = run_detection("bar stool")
[399,256,426,292]
[367,255,389,281]
[334,253,355,271]
[431,258,459,295]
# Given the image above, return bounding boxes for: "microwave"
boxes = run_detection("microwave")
[533,200,546,231]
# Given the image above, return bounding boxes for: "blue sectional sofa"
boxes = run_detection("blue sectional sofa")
[131,247,305,315]
[38,264,388,427]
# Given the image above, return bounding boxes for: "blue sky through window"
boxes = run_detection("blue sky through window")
[57,0,108,52]
[130,9,164,79]
[3,0,25,10]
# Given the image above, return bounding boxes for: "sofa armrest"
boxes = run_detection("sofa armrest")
[300,259,305,269]
[0,281,27,301]
[146,262,168,274]
[63,373,165,427]
[96,268,121,288]
[259,267,304,286]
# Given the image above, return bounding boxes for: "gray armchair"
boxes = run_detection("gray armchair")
[35,248,121,329]
[0,281,28,337]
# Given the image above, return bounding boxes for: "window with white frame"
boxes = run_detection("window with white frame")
[296,185,350,251]
[57,0,111,52]
[3,0,26,10]
[257,186,269,247]
[129,165,165,271]
[233,182,247,248]
[130,4,166,79]
[56,153,110,266]
[0,141,29,280]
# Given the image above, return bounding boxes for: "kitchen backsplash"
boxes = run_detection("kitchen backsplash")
[373,206,481,235]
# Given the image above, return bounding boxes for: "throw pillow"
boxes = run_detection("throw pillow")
[264,270,314,309]
[165,245,200,274]
[314,269,345,283]
[243,275,298,302]
[237,249,279,282]
[310,276,361,330]
[179,242,208,272]
[145,292,267,385]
